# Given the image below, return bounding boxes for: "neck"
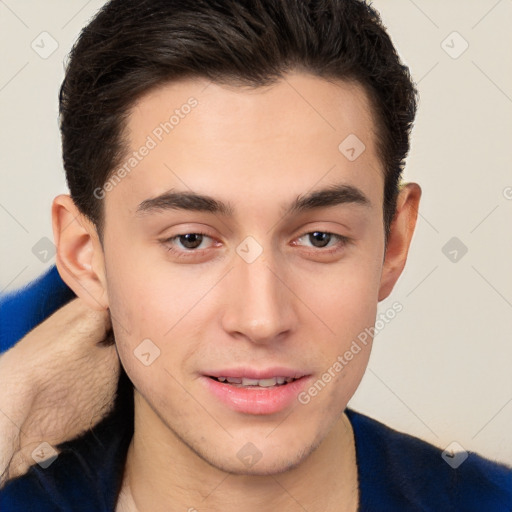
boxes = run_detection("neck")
[117,390,359,512]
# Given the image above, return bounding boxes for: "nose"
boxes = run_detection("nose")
[220,252,297,345]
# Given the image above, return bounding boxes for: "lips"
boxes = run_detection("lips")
[205,367,307,380]
[201,368,312,415]
[210,376,297,387]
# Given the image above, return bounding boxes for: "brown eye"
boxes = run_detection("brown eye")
[308,232,332,248]
[291,231,350,260]
[161,231,220,261]
[177,233,204,249]
[296,231,343,249]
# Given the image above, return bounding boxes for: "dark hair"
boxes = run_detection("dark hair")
[59,0,417,238]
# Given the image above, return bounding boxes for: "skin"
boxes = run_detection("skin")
[52,71,420,511]
[0,299,115,486]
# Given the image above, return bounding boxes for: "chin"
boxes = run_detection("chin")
[192,434,323,477]
[214,450,313,477]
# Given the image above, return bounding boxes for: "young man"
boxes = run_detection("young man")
[0,0,511,510]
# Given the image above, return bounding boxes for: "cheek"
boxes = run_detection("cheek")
[103,256,214,392]
[294,246,381,403]
[102,256,169,371]
[106,271,166,340]
[303,253,381,340]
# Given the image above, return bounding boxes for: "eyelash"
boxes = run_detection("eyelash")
[161,231,350,260]
[162,232,216,260]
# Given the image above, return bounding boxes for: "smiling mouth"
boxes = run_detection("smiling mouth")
[208,376,300,388]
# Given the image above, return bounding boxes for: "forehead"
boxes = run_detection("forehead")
[105,72,383,221]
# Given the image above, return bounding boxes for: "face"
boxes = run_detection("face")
[101,72,387,474]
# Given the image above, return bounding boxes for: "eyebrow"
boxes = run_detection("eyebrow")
[136,183,370,218]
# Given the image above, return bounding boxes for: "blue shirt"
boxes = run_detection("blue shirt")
[1,267,511,511]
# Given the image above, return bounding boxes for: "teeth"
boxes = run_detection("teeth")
[242,378,260,386]
[215,376,297,387]
[249,378,276,387]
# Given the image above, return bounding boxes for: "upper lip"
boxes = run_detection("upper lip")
[204,367,309,380]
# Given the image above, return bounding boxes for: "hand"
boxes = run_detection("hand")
[0,298,120,486]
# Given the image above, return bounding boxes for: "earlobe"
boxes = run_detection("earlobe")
[52,194,109,310]
[378,183,421,301]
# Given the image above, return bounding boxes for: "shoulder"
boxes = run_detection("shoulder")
[0,266,75,354]
[0,370,133,512]
[0,268,131,511]
[346,408,512,511]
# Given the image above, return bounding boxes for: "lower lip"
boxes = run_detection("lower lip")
[202,376,311,415]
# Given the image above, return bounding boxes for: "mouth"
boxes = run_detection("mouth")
[201,371,311,415]
[208,376,300,388]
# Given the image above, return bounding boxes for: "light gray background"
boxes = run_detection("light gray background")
[1,1,511,465]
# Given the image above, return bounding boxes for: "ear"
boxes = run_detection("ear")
[52,194,109,310]
[378,183,421,301]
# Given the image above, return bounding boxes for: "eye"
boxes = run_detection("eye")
[294,231,348,250]
[161,232,219,259]
[172,233,210,250]
[160,230,349,262]
[299,231,332,248]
